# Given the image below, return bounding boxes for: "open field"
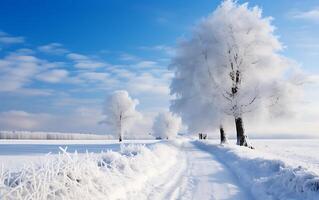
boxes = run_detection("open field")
[0,139,318,200]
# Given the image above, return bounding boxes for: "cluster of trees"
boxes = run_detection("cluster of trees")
[102,1,301,146]
[0,131,111,140]
[101,90,181,142]
[170,0,300,147]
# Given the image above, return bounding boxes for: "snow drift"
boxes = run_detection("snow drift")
[194,141,319,200]
[0,142,179,199]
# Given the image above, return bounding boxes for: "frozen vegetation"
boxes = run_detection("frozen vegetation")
[152,112,181,139]
[0,142,179,200]
[1,139,319,200]
[0,131,113,140]
[0,0,317,200]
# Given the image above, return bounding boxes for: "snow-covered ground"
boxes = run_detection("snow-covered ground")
[0,140,157,170]
[0,139,318,200]
[252,139,319,174]
[197,139,319,200]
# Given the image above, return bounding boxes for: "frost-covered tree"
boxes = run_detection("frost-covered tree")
[170,0,296,147]
[152,112,181,139]
[101,90,140,142]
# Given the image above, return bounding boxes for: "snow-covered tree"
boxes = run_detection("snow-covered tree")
[152,112,181,139]
[101,90,140,142]
[170,0,297,147]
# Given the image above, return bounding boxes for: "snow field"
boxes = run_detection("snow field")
[0,142,179,200]
[195,141,319,200]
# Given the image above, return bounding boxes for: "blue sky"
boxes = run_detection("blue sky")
[0,0,319,136]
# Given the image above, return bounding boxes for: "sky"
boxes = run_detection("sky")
[0,0,319,138]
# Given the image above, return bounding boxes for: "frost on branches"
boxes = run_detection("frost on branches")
[152,112,181,139]
[101,90,141,142]
[170,0,300,147]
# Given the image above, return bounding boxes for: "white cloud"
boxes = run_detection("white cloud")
[13,88,53,96]
[0,109,106,133]
[153,45,176,56]
[67,53,108,69]
[38,43,69,54]
[36,69,69,83]
[292,8,319,22]
[15,48,35,55]
[126,72,170,96]
[76,72,118,86]
[0,110,52,130]
[54,97,102,107]
[119,53,139,61]
[0,52,65,92]
[110,67,135,79]
[79,72,109,81]
[135,60,157,68]
[0,54,41,91]
[0,31,24,44]
[140,45,175,56]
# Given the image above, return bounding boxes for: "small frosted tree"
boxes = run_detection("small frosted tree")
[170,0,296,147]
[102,90,140,142]
[152,112,181,139]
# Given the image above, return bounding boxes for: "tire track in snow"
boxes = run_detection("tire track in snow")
[133,140,252,200]
[176,141,251,200]
[130,141,188,200]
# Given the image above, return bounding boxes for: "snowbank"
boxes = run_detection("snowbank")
[194,141,319,200]
[0,131,113,140]
[0,142,179,199]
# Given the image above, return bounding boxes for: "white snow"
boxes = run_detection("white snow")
[1,139,319,200]
[252,139,319,175]
[0,140,157,170]
[197,140,319,200]
[0,142,179,200]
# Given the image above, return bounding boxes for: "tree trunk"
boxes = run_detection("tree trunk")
[119,114,122,142]
[235,117,249,147]
[119,134,122,142]
[220,125,227,144]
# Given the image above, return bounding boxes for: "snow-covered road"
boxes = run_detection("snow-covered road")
[137,141,252,200]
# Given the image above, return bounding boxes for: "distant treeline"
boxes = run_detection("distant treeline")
[0,131,114,140]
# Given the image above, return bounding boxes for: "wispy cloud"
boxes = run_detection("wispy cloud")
[126,72,170,96]
[0,51,64,93]
[0,110,52,130]
[75,71,118,87]
[135,60,157,68]
[0,108,105,133]
[139,44,175,56]
[0,54,42,92]
[0,30,173,133]
[67,53,109,69]
[291,8,319,22]
[38,43,69,55]
[119,53,140,61]
[36,69,69,83]
[0,31,24,44]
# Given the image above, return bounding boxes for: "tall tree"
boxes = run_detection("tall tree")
[101,90,140,142]
[170,0,295,147]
